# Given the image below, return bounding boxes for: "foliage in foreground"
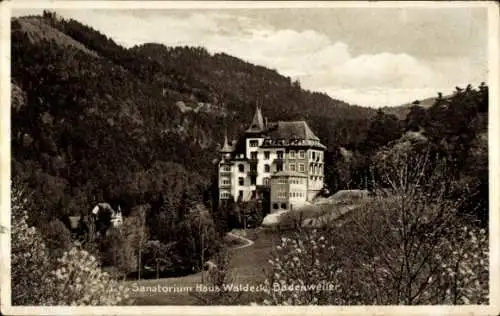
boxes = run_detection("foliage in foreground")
[259,157,488,305]
[11,187,131,305]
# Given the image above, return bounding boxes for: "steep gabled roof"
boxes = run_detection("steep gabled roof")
[267,121,320,141]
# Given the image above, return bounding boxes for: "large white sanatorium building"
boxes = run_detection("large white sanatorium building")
[218,106,326,212]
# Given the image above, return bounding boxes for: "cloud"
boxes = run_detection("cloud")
[32,9,486,107]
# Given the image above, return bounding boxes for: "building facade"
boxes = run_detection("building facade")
[218,106,326,212]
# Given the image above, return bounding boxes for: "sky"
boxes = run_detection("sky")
[12,5,489,108]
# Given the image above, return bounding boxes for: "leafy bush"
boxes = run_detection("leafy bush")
[11,187,131,305]
[263,229,344,305]
[11,191,56,305]
[50,248,131,305]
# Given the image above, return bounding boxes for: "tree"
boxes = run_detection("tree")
[176,210,220,275]
[337,155,488,304]
[362,110,402,154]
[100,226,136,279]
[259,154,488,305]
[190,247,243,305]
[122,204,149,280]
[143,240,176,279]
[405,104,427,132]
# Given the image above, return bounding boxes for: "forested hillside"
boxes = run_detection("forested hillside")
[11,13,380,221]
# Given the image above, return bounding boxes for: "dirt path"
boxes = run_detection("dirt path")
[227,231,255,250]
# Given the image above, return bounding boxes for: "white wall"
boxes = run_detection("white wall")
[257,148,278,185]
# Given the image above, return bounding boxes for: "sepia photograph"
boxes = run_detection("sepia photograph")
[0,1,498,315]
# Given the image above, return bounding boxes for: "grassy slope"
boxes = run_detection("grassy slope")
[17,17,100,58]
[127,228,278,305]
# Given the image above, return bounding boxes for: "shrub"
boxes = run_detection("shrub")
[11,192,57,305]
[11,186,132,305]
[263,229,344,305]
[50,248,131,305]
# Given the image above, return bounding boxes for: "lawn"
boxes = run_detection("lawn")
[126,227,279,305]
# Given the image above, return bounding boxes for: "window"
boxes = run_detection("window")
[264,151,270,159]
[250,140,258,147]
[238,177,244,186]
[289,150,296,159]
[312,151,316,160]
[281,203,287,209]
[264,164,270,172]
[289,164,296,171]
[264,177,270,186]
[277,151,284,159]
[251,176,256,185]
[250,151,258,160]
[273,203,279,210]
[279,178,287,184]
[221,165,231,172]
[299,163,305,172]
[220,192,230,199]
[238,190,243,199]
[277,162,283,172]
[299,150,305,159]
[238,164,245,172]
[221,178,231,185]
[252,190,257,199]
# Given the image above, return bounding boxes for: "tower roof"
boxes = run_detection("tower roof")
[245,105,265,133]
[220,131,233,153]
